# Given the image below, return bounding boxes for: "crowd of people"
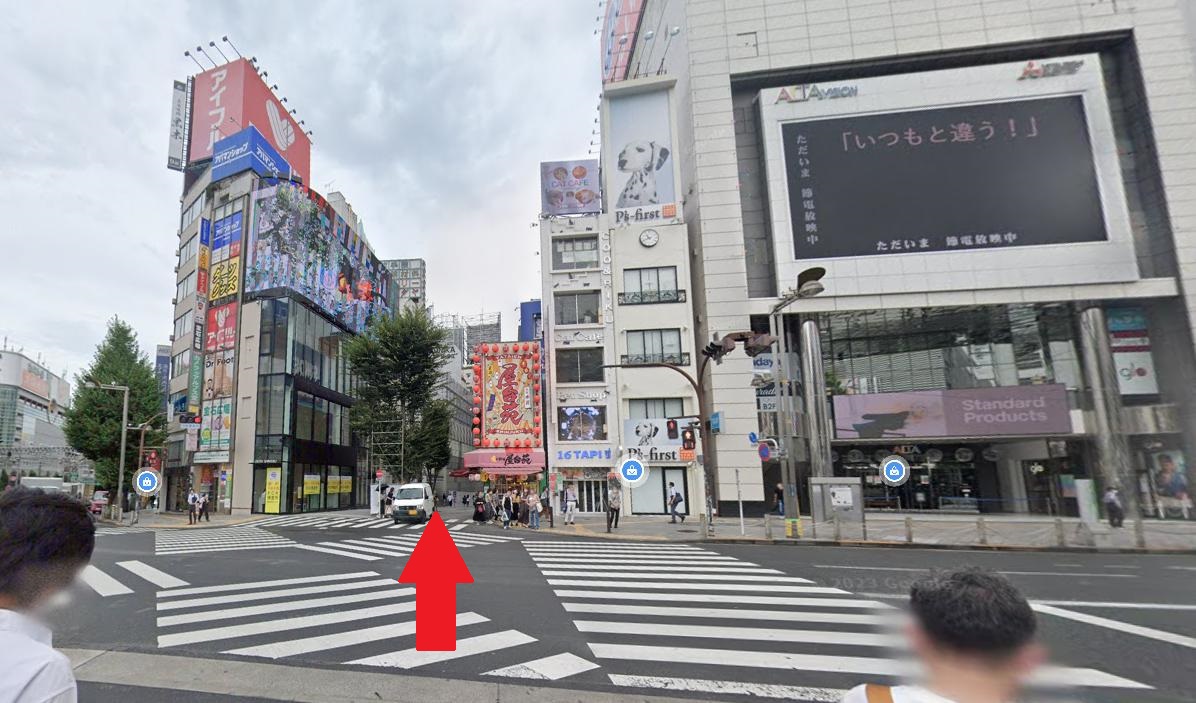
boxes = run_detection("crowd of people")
[472,486,546,529]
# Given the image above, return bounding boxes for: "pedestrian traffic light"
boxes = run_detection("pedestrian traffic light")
[681,428,696,450]
[666,419,678,439]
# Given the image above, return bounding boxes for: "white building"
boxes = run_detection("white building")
[605,0,1196,518]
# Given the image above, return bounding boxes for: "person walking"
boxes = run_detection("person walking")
[667,482,685,523]
[528,489,542,529]
[1103,486,1125,528]
[0,488,96,703]
[384,487,395,518]
[564,485,578,525]
[607,485,622,532]
[198,493,211,522]
[774,482,785,515]
[187,488,199,525]
[501,491,514,530]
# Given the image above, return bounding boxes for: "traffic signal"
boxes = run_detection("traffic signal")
[681,428,696,450]
[666,419,678,439]
[744,334,778,357]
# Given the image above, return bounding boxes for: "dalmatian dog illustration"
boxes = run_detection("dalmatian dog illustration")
[633,421,660,447]
[616,140,670,208]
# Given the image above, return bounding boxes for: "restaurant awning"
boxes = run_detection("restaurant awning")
[463,449,546,475]
[447,468,470,478]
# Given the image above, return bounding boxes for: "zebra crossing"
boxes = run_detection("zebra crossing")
[73,561,189,597]
[295,527,524,561]
[155,526,295,556]
[522,540,1152,700]
[247,512,488,531]
[95,526,157,536]
[153,569,553,674]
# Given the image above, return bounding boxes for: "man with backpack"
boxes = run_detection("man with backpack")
[841,568,1043,703]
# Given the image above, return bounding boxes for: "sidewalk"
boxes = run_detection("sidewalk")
[97,509,261,530]
[533,510,1196,552]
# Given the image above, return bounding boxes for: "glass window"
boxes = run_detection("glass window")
[624,266,678,294]
[626,329,683,364]
[554,291,600,325]
[551,236,599,270]
[313,397,329,443]
[181,192,205,231]
[628,398,684,420]
[178,233,199,264]
[555,348,604,383]
[173,310,194,342]
[296,391,314,441]
[175,271,196,301]
[170,350,191,378]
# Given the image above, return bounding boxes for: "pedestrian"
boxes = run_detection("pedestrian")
[528,490,542,529]
[519,490,531,526]
[198,493,211,522]
[377,484,388,518]
[384,487,395,517]
[607,484,622,532]
[841,567,1043,703]
[668,482,685,523]
[473,493,487,523]
[187,488,199,525]
[774,482,785,515]
[0,488,96,703]
[501,491,514,529]
[1103,486,1125,528]
[564,485,578,525]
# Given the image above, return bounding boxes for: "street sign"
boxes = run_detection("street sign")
[679,449,695,462]
[758,443,771,460]
[617,456,649,488]
[748,431,759,445]
[133,469,162,496]
[830,486,854,508]
[879,455,910,487]
[710,411,722,434]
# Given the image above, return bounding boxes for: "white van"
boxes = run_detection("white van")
[392,482,435,524]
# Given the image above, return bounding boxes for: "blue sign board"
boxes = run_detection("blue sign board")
[212,211,243,252]
[1107,307,1147,333]
[748,431,758,445]
[758,443,771,460]
[211,126,292,183]
[710,411,722,434]
[199,217,211,247]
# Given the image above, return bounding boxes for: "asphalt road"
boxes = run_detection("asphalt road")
[54,507,1196,702]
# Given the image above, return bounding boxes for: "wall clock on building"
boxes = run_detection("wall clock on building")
[639,229,660,247]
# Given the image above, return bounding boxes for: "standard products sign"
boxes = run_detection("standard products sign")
[833,385,1071,439]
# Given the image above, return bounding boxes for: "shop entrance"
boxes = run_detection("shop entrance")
[576,479,606,513]
[836,444,1000,512]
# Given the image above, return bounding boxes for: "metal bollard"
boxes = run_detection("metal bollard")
[764,512,773,540]
[1055,518,1065,547]
[904,516,913,543]
[977,516,988,546]
[833,511,842,541]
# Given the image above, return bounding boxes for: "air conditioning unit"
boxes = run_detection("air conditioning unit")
[171,298,178,305]
[173,265,179,273]
[168,335,175,342]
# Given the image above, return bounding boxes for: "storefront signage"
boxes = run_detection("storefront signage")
[557,388,609,401]
[192,450,230,464]
[303,474,321,495]
[775,83,859,103]
[1107,307,1158,395]
[556,448,612,461]
[264,467,282,514]
[1017,60,1083,80]
[833,385,1072,439]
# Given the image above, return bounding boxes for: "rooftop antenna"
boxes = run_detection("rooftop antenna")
[222,35,242,58]
[183,50,204,71]
[208,40,229,63]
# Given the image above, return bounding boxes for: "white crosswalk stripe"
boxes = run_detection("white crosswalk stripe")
[78,565,134,597]
[524,541,1151,696]
[153,570,553,674]
[155,526,295,556]
[306,530,523,560]
[242,512,490,532]
[95,526,156,536]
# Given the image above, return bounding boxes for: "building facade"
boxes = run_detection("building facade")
[607,0,1196,519]
[0,350,78,480]
[383,258,427,312]
[518,300,543,342]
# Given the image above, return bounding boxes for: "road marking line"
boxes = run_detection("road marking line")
[455,532,523,541]
[525,546,708,554]
[607,675,845,702]
[538,563,784,574]
[450,524,469,531]
[115,561,188,589]
[542,571,811,583]
[532,558,747,567]
[1033,604,1196,649]
[157,578,399,611]
[157,586,415,627]
[554,590,886,608]
[546,579,845,594]
[562,602,888,624]
[405,523,424,530]
[78,565,133,597]
[484,652,600,680]
[588,644,1149,689]
[859,591,1196,612]
[318,542,411,558]
[357,536,420,546]
[158,572,378,598]
[1167,566,1196,571]
[575,620,899,647]
[524,541,702,549]
[159,601,416,647]
[811,565,1135,579]
[1106,565,1140,570]
[292,544,381,561]
[348,630,536,668]
[223,612,488,658]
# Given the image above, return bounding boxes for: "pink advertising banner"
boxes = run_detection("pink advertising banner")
[833,384,1071,440]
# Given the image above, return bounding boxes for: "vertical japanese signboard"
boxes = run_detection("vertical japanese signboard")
[475,342,542,449]
[167,80,187,171]
[264,467,282,514]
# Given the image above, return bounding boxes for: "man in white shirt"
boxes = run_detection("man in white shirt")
[0,488,97,703]
[841,568,1043,703]
[564,486,578,525]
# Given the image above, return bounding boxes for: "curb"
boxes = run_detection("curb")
[703,536,1196,554]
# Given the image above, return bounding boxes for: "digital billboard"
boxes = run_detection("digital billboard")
[475,342,541,449]
[540,160,601,216]
[781,96,1106,259]
[832,385,1072,439]
[187,58,310,183]
[246,183,392,334]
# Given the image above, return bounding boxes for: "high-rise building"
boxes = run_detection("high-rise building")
[0,349,80,479]
[383,258,426,312]
[163,56,392,515]
[596,0,1196,520]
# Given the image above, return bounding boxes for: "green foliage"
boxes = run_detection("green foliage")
[345,307,453,483]
[0,469,8,488]
[410,400,453,489]
[64,317,165,490]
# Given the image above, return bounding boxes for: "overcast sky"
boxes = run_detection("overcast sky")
[0,1,600,379]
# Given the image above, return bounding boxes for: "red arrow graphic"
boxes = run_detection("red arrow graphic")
[398,511,474,651]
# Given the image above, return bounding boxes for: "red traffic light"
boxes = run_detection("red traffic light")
[666,419,679,440]
[681,428,696,451]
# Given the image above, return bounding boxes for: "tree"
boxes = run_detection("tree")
[0,469,8,489]
[64,317,165,490]
[409,400,453,493]
[345,307,453,484]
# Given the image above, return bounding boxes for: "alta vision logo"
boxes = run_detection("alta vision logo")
[775,83,858,104]
[265,100,296,151]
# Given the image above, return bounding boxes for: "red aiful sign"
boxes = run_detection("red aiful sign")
[473,342,541,449]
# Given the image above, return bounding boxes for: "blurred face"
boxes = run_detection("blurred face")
[4,561,86,616]
[905,620,1045,682]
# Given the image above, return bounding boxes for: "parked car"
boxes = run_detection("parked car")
[89,490,109,515]
[392,482,435,524]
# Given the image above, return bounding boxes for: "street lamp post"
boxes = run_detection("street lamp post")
[769,267,827,538]
[131,412,165,524]
[84,381,130,521]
